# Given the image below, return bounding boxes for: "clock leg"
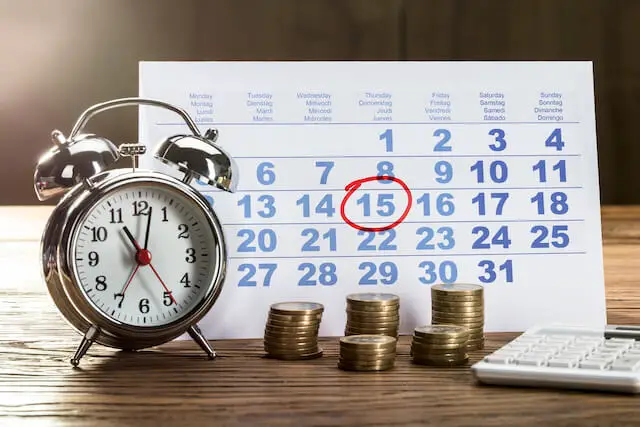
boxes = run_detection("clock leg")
[71,325,99,367]
[188,324,216,359]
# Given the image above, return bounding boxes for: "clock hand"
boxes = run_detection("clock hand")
[148,263,177,305]
[143,207,152,250]
[120,263,141,295]
[122,226,141,252]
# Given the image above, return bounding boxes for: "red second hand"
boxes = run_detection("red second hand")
[121,264,140,295]
[148,263,177,305]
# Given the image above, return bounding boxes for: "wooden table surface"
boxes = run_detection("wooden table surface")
[2,206,640,427]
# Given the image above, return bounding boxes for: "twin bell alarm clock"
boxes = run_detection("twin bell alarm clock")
[33,98,238,366]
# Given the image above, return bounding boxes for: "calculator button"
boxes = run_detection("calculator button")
[607,338,636,344]
[592,348,624,358]
[548,358,578,368]
[516,356,547,367]
[516,335,545,343]
[603,340,633,350]
[576,337,605,345]
[484,355,514,364]
[579,359,610,370]
[610,358,640,371]
[625,349,640,356]
[502,343,533,352]
[493,350,524,359]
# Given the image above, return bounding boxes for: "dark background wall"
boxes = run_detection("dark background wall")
[0,0,636,204]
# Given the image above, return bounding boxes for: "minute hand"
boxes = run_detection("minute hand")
[144,207,152,250]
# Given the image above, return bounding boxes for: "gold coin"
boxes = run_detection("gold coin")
[338,360,395,371]
[264,333,318,343]
[266,318,321,328]
[270,301,324,315]
[432,318,484,327]
[268,312,323,322]
[431,283,483,295]
[347,292,399,304]
[264,340,318,348]
[339,334,396,348]
[431,306,485,315]
[340,348,397,359]
[346,324,399,331]
[412,356,469,366]
[410,340,468,351]
[346,304,400,314]
[345,329,398,336]
[431,299,485,309]
[431,291,483,301]
[346,311,400,321]
[266,349,323,360]
[414,324,469,337]
[346,319,399,327]
[265,322,319,332]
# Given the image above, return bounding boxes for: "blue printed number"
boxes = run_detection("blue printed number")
[356,193,395,217]
[315,161,335,184]
[471,160,508,183]
[533,160,567,183]
[257,162,275,185]
[488,128,507,151]
[472,192,509,216]
[416,226,455,250]
[238,194,276,218]
[472,226,511,249]
[237,229,277,252]
[296,194,335,217]
[433,129,452,152]
[238,263,277,287]
[298,263,337,286]
[416,193,455,216]
[545,128,565,151]
[301,228,337,252]
[204,195,214,208]
[376,161,395,183]
[380,129,393,152]
[358,230,397,251]
[478,260,513,283]
[434,161,453,184]
[418,261,457,284]
[531,225,569,248]
[531,192,569,215]
[359,262,398,285]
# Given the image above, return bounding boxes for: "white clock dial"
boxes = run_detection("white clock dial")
[72,183,218,327]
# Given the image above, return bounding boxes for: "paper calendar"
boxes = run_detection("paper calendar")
[139,61,606,338]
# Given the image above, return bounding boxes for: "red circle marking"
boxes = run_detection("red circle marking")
[136,249,152,266]
[340,176,413,232]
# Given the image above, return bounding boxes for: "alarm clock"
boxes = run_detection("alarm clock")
[34,98,238,366]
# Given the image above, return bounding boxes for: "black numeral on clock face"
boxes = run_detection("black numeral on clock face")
[109,208,123,224]
[96,275,107,291]
[132,201,150,216]
[185,248,196,263]
[88,251,99,266]
[180,272,191,287]
[139,298,150,313]
[178,224,189,239]
[91,227,108,242]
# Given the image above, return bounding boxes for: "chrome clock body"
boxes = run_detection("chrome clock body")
[33,98,238,366]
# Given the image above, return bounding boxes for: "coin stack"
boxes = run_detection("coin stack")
[431,283,484,350]
[338,335,397,371]
[411,325,470,366]
[345,293,399,338]
[263,302,324,360]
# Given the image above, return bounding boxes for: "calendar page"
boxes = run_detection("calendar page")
[139,61,606,339]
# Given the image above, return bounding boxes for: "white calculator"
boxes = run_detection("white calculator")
[471,324,640,393]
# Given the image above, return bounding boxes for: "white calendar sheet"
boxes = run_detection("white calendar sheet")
[139,61,606,339]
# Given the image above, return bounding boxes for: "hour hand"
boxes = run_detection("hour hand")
[122,226,141,251]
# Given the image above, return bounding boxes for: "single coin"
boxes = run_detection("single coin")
[339,334,396,349]
[266,349,323,360]
[345,324,399,332]
[264,340,319,349]
[412,336,469,346]
[412,356,469,366]
[347,292,399,304]
[266,318,321,328]
[264,335,318,344]
[431,307,485,316]
[345,329,398,336]
[265,346,320,356]
[270,301,324,315]
[346,320,399,328]
[268,312,323,322]
[414,324,469,338]
[346,304,400,313]
[338,359,396,370]
[431,283,483,295]
[432,318,484,327]
[265,323,319,332]
[346,311,400,321]
[431,300,485,309]
[431,312,484,322]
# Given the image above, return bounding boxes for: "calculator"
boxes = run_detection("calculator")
[471,324,640,393]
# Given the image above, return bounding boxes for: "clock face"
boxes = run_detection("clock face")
[72,182,219,327]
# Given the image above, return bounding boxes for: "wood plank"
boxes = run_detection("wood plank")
[1,206,639,425]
